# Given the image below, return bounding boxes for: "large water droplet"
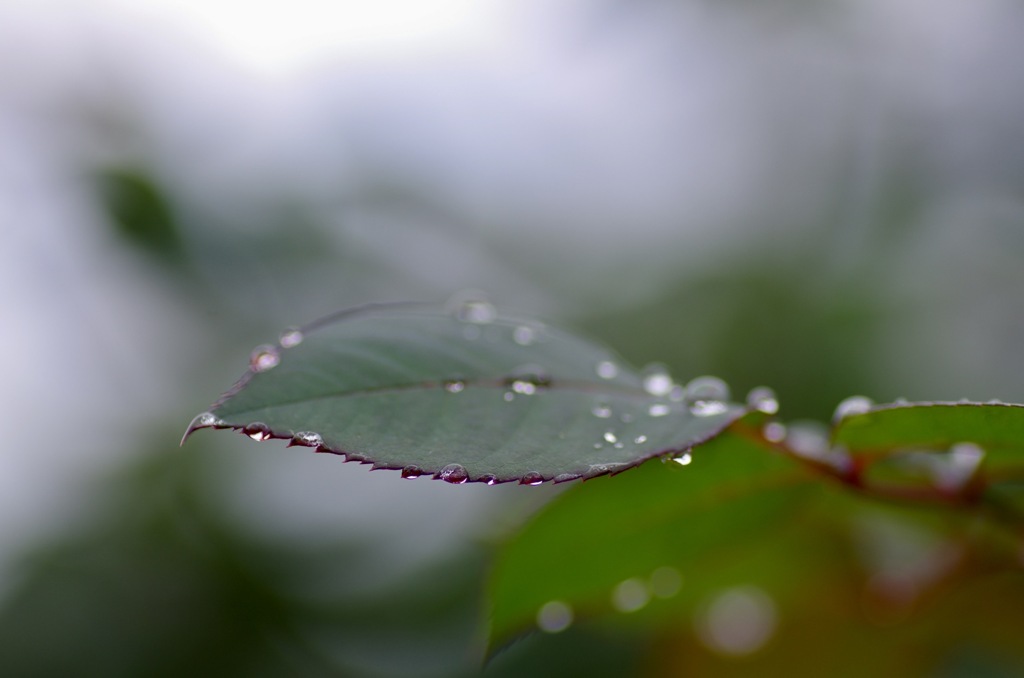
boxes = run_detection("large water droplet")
[537,601,573,633]
[603,431,618,444]
[443,380,466,394]
[437,463,469,484]
[746,387,779,415]
[243,422,272,441]
[401,465,424,479]
[648,403,671,417]
[520,471,544,486]
[596,360,619,380]
[279,327,304,348]
[612,578,651,613]
[642,363,674,397]
[290,431,323,448]
[674,452,693,466]
[250,345,280,372]
[686,376,731,403]
[833,395,874,421]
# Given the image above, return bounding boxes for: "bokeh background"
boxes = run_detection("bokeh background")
[2,0,1023,675]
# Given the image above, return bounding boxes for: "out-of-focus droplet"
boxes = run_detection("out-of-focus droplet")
[401,465,424,479]
[604,431,618,444]
[697,586,777,656]
[762,422,787,444]
[279,327,304,348]
[685,376,731,404]
[250,345,280,372]
[641,363,674,397]
[596,361,619,380]
[592,403,613,419]
[290,431,323,448]
[833,395,874,421]
[448,291,497,324]
[634,435,648,444]
[444,379,466,393]
[513,325,538,346]
[648,404,671,417]
[243,422,272,441]
[690,401,730,417]
[537,601,573,633]
[650,566,682,599]
[746,387,779,415]
[612,578,650,613]
[437,463,469,484]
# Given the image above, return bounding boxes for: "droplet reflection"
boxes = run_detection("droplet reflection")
[537,601,573,633]
[697,586,777,656]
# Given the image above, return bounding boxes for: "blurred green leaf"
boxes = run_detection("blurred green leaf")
[189,304,745,484]
[486,426,846,651]
[97,167,183,266]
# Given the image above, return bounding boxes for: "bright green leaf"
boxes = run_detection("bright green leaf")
[184,303,745,484]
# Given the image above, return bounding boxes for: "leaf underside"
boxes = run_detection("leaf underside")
[184,305,745,484]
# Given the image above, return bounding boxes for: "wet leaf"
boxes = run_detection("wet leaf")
[184,303,745,484]
[486,427,841,652]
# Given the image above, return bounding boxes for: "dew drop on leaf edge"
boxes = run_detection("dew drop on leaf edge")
[250,344,280,372]
[437,463,469,484]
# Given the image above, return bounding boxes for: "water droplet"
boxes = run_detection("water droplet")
[503,392,515,402]
[612,578,650,613]
[180,411,224,445]
[443,380,466,394]
[513,325,537,346]
[479,473,499,486]
[437,463,469,484]
[250,345,280,372]
[833,395,874,421]
[614,442,624,449]
[746,387,779,415]
[279,327,304,348]
[593,443,604,450]
[686,376,731,404]
[511,380,537,395]
[243,422,272,441]
[690,401,730,417]
[620,412,635,423]
[401,465,424,479]
[762,422,787,444]
[634,435,648,444]
[785,423,829,458]
[648,403,671,417]
[290,431,323,448]
[451,293,496,324]
[596,360,619,380]
[553,473,580,483]
[642,363,674,397]
[603,431,618,444]
[697,586,777,656]
[936,442,985,491]
[592,403,613,419]
[537,600,573,633]
[674,453,693,466]
[650,566,682,598]
[520,472,544,486]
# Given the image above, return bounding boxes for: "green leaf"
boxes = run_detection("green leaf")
[184,302,745,484]
[832,401,1024,517]
[486,426,840,651]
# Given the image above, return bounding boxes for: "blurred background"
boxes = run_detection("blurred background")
[2,0,1023,675]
